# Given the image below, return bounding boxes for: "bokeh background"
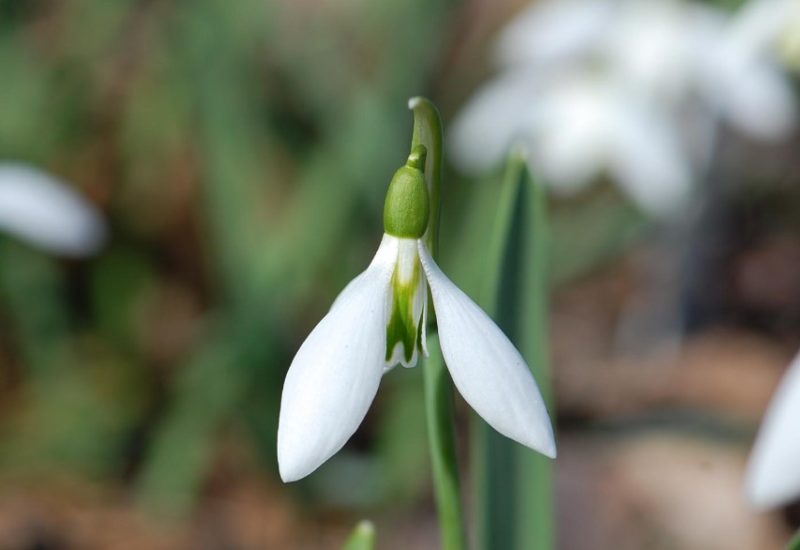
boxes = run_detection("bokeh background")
[0,0,798,548]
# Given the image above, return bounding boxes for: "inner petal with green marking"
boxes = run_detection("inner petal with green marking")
[385,238,427,368]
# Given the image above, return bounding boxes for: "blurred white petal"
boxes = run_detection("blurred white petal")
[726,0,792,57]
[611,98,691,215]
[418,241,556,458]
[277,236,397,482]
[607,0,723,100]
[449,71,540,173]
[533,77,613,194]
[533,76,691,215]
[714,58,796,139]
[0,163,106,257]
[707,0,798,138]
[746,351,800,509]
[496,0,612,70]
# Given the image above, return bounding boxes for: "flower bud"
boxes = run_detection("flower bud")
[383,145,430,238]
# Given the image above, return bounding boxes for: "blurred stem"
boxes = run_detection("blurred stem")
[409,97,442,259]
[476,152,554,550]
[790,530,800,550]
[424,336,467,550]
[342,520,376,550]
[413,98,465,550]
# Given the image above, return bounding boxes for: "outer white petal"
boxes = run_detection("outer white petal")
[496,0,613,70]
[606,0,723,101]
[704,0,798,140]
[277,235,398,482]
[449,71,540,174]
[0,163,106,257]
[533,77,612,194]
[746,351,800,509]
[609,97,691,216]
[718,60,796,140]
[726,0,791,58]
[418,241,556,458]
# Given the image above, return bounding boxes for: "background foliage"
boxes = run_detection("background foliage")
[0,0,798,548]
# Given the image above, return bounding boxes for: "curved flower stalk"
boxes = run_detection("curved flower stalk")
[0,163,106,257]
[277,147,556,483]
[746,351,800,509]
[451,0,798,217]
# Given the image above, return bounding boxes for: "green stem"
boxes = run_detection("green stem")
[789,529,800,550]
[410,97,466,550]
[425,336,468,550]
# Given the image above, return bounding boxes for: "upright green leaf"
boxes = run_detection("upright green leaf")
[474,151,555,550]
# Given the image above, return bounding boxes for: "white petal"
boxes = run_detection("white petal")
[606,0,722,101]
[0,163,106,257]
[703,0,798,140]
[449,71,540,174]
[719,61,796,140]
[277,235,398,482]
[746,351,800,509]
[726,0,790,57]
[533,77,612,194]
[331,233,399,311]
[609,98,692,216]
[418,241,556,458]
[496,0,613,70]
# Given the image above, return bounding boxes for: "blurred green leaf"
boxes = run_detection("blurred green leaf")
[90,249,156,349]
[0,241,70,375]
[0,344,148,478]
[474,153,554,550]
[342,520,376,550]
[374,367,429,505]
[549,186,648,285]
[136,337,245,516]
[0,39,55,159]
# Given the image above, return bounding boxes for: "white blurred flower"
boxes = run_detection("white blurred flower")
[452,72,692,216]
[451,0,799,216]
[277,152,555,482]
[0,163,106,257]
[746,351,800,509]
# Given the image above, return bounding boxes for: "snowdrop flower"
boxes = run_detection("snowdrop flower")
[451,0,799,216]
[746,351,800,509]
[0,163,106,257]
[277,147,556,482]
[453,73,691,216]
